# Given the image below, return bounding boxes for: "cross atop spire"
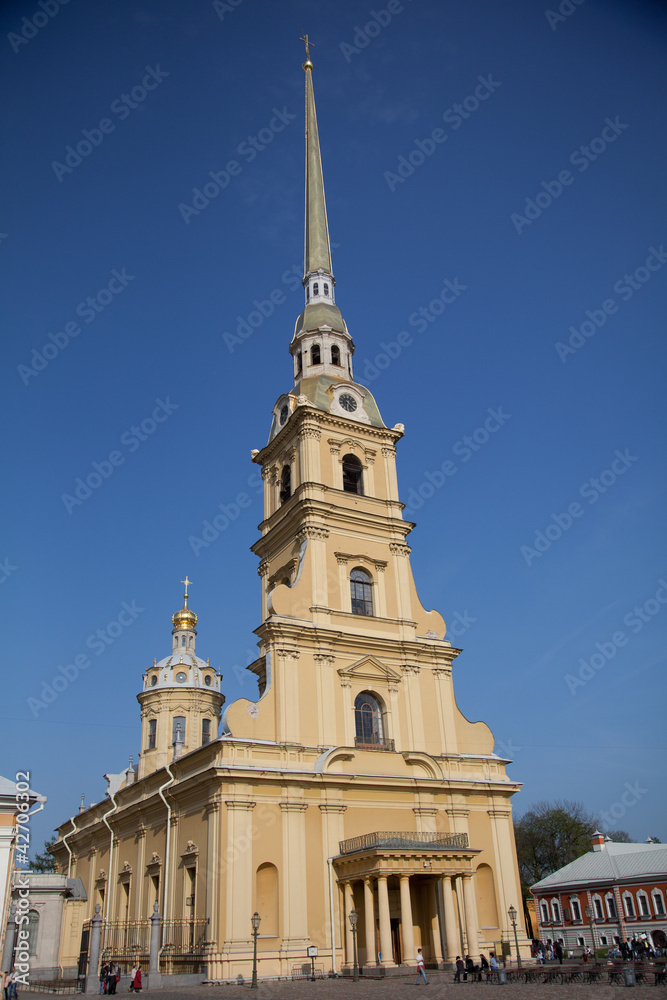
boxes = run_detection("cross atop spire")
[181,576,192,601]
[300,32,314,65]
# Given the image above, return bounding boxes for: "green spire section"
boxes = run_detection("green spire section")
[303,57,333,279]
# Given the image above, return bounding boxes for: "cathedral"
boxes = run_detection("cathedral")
[50,47,530,981]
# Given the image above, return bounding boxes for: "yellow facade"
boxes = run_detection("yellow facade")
[51,51,530,980]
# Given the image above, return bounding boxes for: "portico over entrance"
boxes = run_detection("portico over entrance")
[334,832,482,972]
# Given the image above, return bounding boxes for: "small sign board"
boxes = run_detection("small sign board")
[307,946,318,958]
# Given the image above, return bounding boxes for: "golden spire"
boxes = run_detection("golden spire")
[302,36,333,280]
[172,577,198,631]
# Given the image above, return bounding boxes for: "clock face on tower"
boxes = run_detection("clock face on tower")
[339,393,357,413]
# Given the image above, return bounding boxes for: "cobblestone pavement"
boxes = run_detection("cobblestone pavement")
[25,969,659,1000]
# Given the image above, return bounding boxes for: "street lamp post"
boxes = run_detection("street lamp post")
[508,905,522,969]
[250,911,261,989]
[585,904,597,961]
[349,908,359,982]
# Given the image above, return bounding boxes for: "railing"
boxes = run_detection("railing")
[99,918,208,973]
[338,831,469,854]
[354,736,395,751]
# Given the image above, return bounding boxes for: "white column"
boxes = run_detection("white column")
[343,882,355,967]
[363,877,376,966]
[223,801,255,949]
[428,880,443,964]
[462,874,481,962]
[399,875,415,964]
[280,800,309,948]
[377,875,394,967]
[442,876,458,962]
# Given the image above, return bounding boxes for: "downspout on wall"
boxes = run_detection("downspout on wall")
[101,793,119,924]
[157,760,177,957]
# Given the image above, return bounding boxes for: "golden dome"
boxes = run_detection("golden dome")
[172,577,198,631]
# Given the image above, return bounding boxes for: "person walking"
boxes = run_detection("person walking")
[415,949,428,985]
[131,966,141,993]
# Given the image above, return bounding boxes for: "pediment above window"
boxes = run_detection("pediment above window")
[338,655,401,685]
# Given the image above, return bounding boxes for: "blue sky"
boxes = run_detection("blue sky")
[1,0,666,855]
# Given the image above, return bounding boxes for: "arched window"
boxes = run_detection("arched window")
[342,454,363,494]
[571,897,582,922]
[201,719,211,745]
[331,345,341,366]
[623,893,635,918]
[296,351,302,375]
[324,283,329,296]
[279,465,291,505]
[313,282,319,296]
[172,716,186,745]
[652,891,665,916]
[551,899,561,922]
[354,692,383,745]
[27,910,39,956]
[593,896,603,920]
[637,892,650,917]
[181,635,186,646]
[605,894,616,919]
[148,719,157,749]
[311,344,321,365]
[350,568,373,616]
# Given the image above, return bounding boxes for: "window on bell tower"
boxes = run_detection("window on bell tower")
[342,454,363,494]
[350,567,373,616]
[331,345,341,366]
[279,465,291,505]
[354,692,384,744]
[311,344,321,365]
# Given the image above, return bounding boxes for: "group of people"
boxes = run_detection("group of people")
[2,969,18,1000]
[534,941,564,964]
[99,963,141,994]
[453,952,499,982]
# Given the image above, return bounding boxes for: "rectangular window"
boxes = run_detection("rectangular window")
[172,716,186,744]
[624,896,635,918]
[540,902,549,922]
[606,896,616,919]
[202,718,211,745]
[599,935,608,946]
[594,898,603,920]
[638,895,650,916]
[148,719,157,749]
[653,893,665,916]
[571,899,582,921]
[552,901,561,922]
[577,937,585,947]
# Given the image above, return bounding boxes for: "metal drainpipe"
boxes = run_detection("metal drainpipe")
[61,816,78,879]
[328,858,337,975]
[157,760,176,958]
[101,792,119,924]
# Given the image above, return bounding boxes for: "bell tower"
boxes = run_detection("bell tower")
[137,579,224,778]
[222,49,492,765]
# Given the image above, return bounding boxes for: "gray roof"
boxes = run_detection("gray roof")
[532,842,667,892]
[0,774,47,805]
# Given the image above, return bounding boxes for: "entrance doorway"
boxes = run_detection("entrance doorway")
[391,918,402,965]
